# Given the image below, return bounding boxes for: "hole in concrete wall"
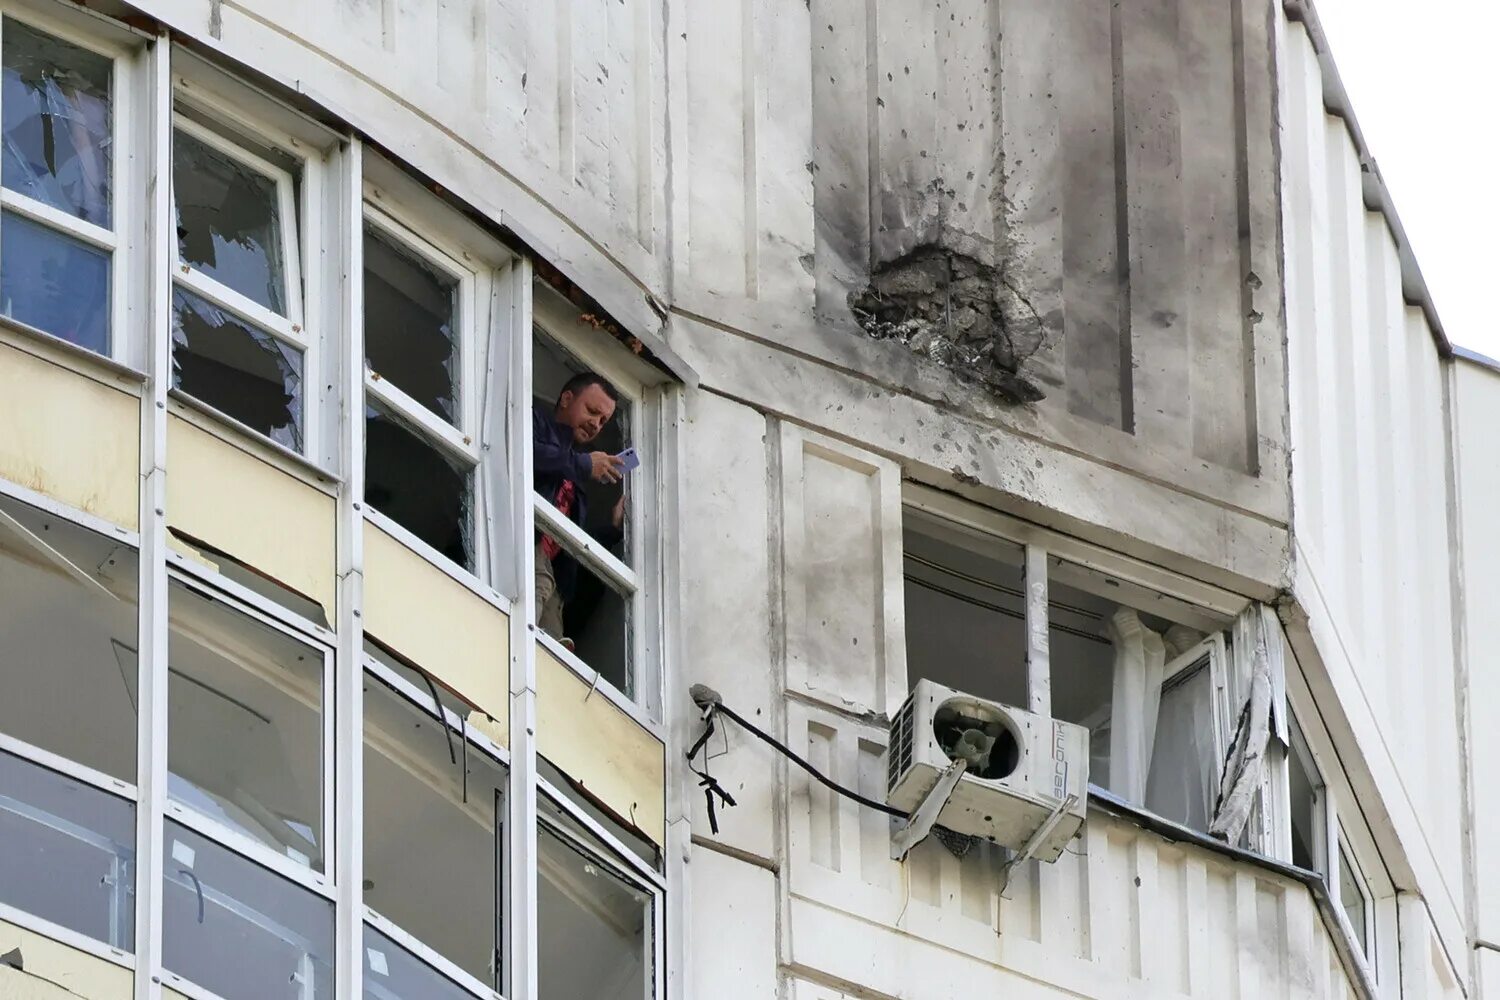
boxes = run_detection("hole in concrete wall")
[849,245,1046,404]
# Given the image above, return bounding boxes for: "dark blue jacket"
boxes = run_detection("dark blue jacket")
[533,403,619,601]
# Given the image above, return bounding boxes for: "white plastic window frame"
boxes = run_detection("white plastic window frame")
[167,74,326,463]
[0,479,140,966]
[901,486,1241,815]
[163,569,337,900]
[361,654,511,1000]
[360,161,512,588]
[530,296,663,726]
[536,778,664,1000]
[1280,698,1393,979]
[0,5,143,368]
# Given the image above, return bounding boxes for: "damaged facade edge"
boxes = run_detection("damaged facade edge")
[0,0,1489,998]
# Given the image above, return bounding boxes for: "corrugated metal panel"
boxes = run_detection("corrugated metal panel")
[1277,6,1464,953]
[779,702,1361,1000]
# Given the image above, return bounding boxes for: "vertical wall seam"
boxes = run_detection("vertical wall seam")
[1110,0,1135,434]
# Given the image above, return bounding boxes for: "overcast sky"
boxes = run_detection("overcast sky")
[1312,0,1500,358]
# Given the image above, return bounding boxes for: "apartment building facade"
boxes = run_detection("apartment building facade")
[0,0,1492,998]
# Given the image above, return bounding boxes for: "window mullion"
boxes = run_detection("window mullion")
[136,26,174,1000]
[1024,543,1051,717]
[0,189,118,250]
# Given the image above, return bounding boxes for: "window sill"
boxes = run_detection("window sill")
[0,314,146,390]
[167,390,340,492]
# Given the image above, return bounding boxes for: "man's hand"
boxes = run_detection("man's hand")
[612,494,626,530]
[589,451,625,484]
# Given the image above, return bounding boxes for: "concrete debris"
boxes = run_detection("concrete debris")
[848,244,1046,404]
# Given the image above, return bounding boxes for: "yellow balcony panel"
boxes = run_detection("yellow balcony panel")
[537,642,665,848]
[363,522,510,742]
[166,414,337,622]
[0,918,131,999]
[0,340,139,531]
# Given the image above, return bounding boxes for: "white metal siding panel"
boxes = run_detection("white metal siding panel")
[1277,11,1465,964]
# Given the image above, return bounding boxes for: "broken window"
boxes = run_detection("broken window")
[1338,836,1373,956]
[538,816,656,1000]
[532,326,646,702]
[171,112,309,453]
[902,513,1027,706]
[0,749,134,950]
[363,224,461,423]
[167,581,328,872]
[1287,717,1324,872]
[360,198,494,580]
[363,664,506,991]
[901,503,1239,834]
[364,401,473,568]
[172,288,304,451]
[0,17,115,354]
[162,819,334,1000]
[0,493,138,784]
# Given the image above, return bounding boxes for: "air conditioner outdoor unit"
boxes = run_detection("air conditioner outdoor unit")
[886,679,1089,863]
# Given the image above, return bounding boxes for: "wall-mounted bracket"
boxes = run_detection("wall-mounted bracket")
[890,759,967,861]
[996,793,1082,895]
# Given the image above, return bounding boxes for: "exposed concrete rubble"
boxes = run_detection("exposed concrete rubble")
[848,244,1046,405]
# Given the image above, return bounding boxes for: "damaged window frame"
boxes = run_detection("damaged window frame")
[361,652,510,997]
[0,8,140,365]
[530,285,665,724]
[167,72,321,459]
[1280,698,1392,978]
[360,153,513,586]
[901,484,1285,853]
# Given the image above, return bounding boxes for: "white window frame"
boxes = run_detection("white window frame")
[0,6,141,367]
[530,289,664,725]
[361,655,510,999]
[1281,698,1393,978]
[536,779,665,1000]
[167,98,319,455]
[360,157,511,585]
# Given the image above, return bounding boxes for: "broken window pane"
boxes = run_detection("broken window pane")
[363,924,475,1000]
[363,672,505,989]
[365,402,473,568]
[0,750,134,950]
[162,820,334,1000]
[172,287,303,451]
[174,128,288,313]
[1,18,111,225]
[901,516,1027,707]
[364,227,460,422]
[539,758,659,871]
[1,209,109,353]
[538,823,653,1000]
[0,494,137,783]
[168,582,326,872]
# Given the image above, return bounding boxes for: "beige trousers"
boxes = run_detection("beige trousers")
[535,542,565,638]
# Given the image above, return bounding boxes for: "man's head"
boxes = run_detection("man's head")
[554,372,619,445]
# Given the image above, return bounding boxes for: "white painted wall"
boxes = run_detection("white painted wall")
[1277,8,1466,975]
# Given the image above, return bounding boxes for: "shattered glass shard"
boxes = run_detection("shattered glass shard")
[1,18,112,225]
[172,287,304,451]
[364,402,474,569]
[363,226,460,423]
[173,128,288,314]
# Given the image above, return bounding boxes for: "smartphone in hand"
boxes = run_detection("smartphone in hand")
[616,446,641,472]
